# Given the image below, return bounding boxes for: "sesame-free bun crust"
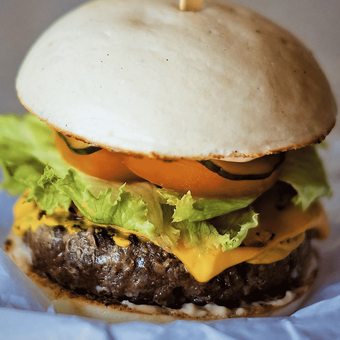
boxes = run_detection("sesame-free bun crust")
[16,0,336,160]
[6,231,319,323]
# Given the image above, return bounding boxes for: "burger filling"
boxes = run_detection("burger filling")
[0,114,331,308]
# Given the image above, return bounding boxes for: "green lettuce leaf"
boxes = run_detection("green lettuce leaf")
[158,189,255,222]
[173,207,258,251]
[278,146,331,210]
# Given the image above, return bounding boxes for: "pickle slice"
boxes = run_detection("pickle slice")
[57,132,102,155]
[199,153,285,181]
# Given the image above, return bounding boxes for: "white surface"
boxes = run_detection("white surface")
[0,1,339,339]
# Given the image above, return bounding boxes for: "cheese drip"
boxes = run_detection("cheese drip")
[13,196,328,282]
[12,197,135,248]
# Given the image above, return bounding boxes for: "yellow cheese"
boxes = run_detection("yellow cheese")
[247,232,306,265]
[173,201,327,281]
[173,201,328,281]
[13,196,328,283]
[13,197,83,236]
[112,235,131,248]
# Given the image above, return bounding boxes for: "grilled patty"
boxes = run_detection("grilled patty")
[24,224,312,309]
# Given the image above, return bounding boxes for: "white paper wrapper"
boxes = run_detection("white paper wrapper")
[0,0,339,339]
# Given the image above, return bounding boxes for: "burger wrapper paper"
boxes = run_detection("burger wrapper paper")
[0,134,340,340]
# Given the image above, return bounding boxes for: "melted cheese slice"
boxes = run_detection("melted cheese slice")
[13,196,328,283]
[173,201,328,281]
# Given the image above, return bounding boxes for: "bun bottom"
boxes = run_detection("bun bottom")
[5,232,319,323]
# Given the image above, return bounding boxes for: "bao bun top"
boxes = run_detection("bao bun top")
[16,0,336,160]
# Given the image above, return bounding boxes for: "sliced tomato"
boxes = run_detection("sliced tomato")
[123,155,283,198]
[54,132,142,182]
[55,131,283,197]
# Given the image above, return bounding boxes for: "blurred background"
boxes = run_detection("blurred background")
[0,0,339,236]
[0,0,85,114]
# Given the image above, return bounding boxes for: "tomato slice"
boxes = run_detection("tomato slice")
[55,131,283,197]
[123,155,282,198]
[54,132,142,182]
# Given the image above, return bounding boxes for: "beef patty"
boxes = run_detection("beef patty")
[23,224,312,309]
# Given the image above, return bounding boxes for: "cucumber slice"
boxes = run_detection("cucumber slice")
[57,132,102,155]
[199,153,285,181]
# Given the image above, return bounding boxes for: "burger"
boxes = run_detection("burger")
[0,0,337,323]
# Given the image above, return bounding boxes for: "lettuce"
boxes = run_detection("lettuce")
[158,189,255,222]
[173,207,258,251]
[279,147,331,210]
